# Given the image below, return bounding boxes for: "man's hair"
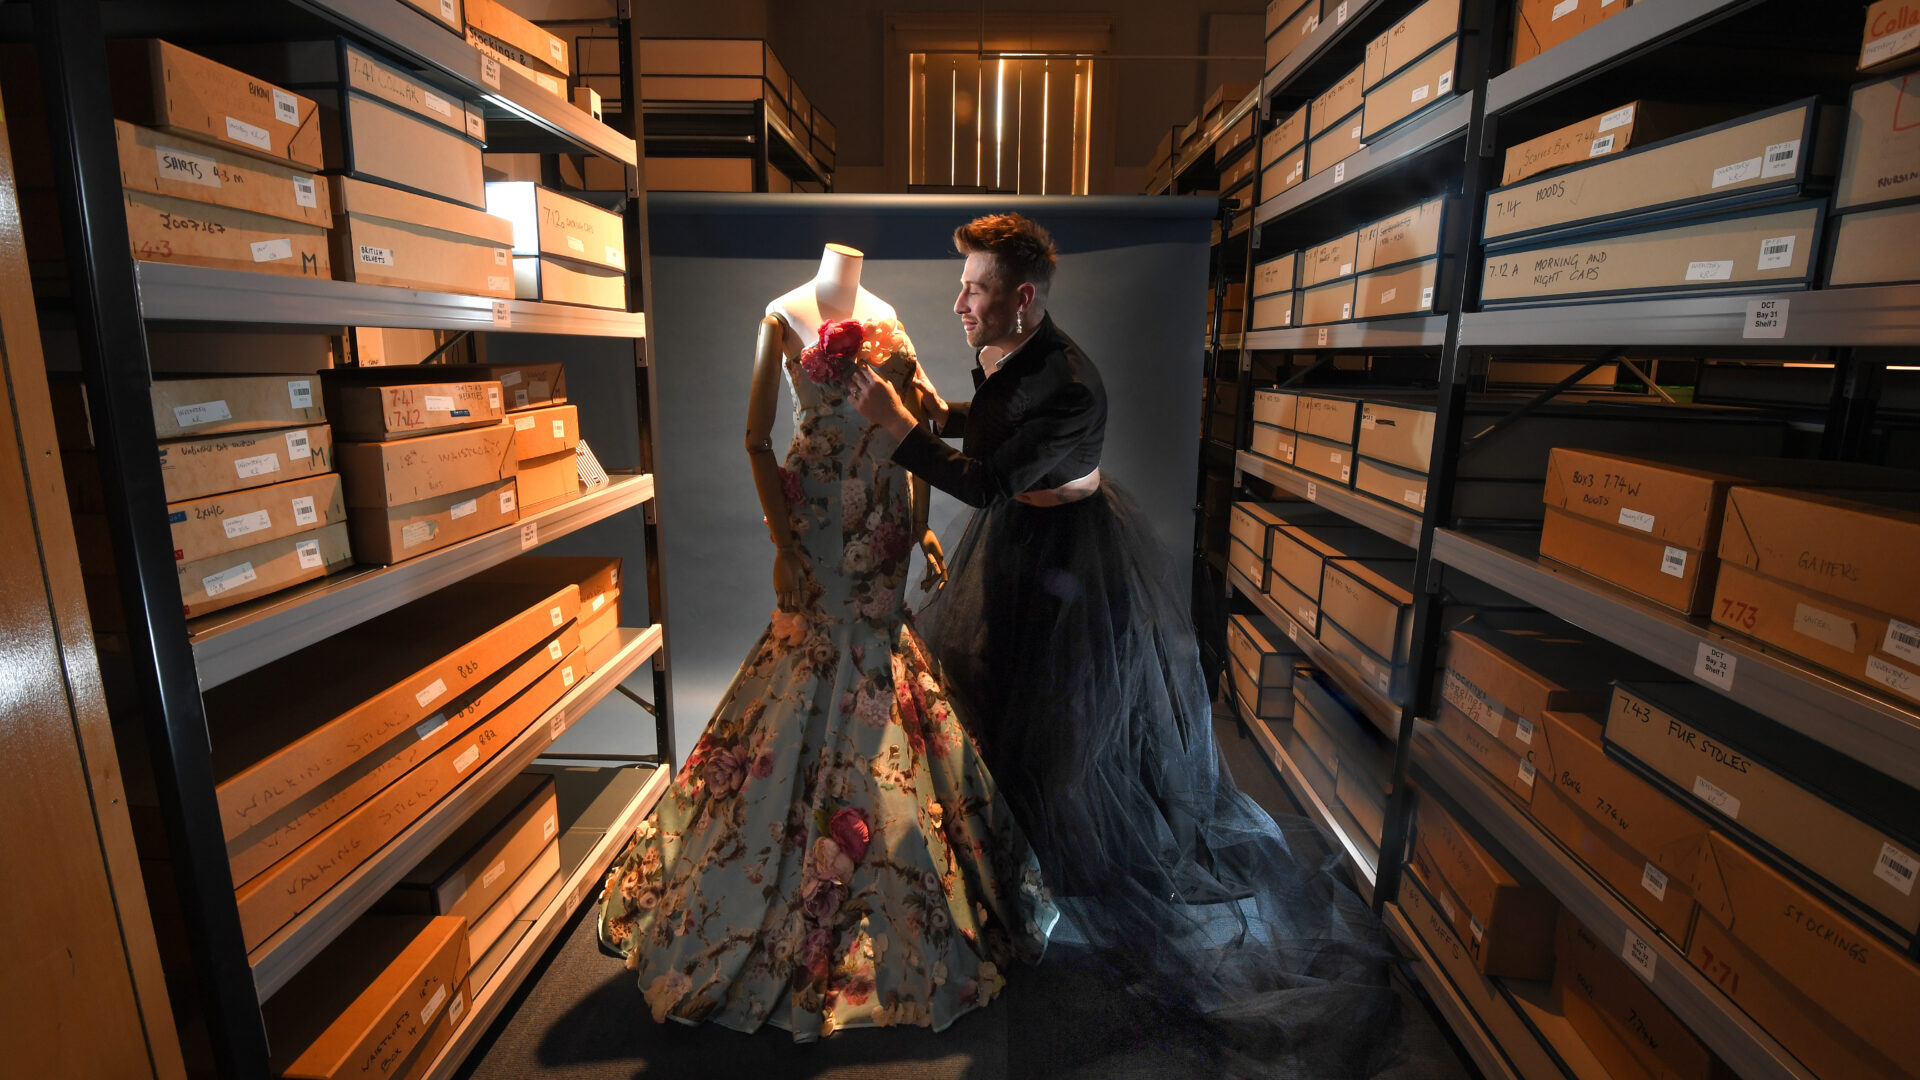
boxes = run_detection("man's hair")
[953,213,1057,291]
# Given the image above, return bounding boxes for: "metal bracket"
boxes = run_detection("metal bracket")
[1460,347,1625,458]
[1617,356,1675,403]
[616,683,657,715]
[419,329,473,366]
[1277,353,1334,390]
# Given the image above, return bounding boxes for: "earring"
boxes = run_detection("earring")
[1015,309,1024,334]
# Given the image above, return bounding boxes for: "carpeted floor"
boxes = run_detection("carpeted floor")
[453,713,1471,1080]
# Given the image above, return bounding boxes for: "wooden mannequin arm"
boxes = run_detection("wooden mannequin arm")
[747,316,806,609]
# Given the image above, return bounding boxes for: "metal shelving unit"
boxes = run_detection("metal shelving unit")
[190,473,657,688]
[1382,904,1525,1080]
[1236,450,1422,546]
[1263,0,1393,100]
[1252,92,1474,226]
[1243,314,1449,352]
[1482,0,1757,117]
[1229,566,1403,736]
[1413,729,1818,1080]
[1241,712,1380,901]
[641,99,834,192]
[1459,284,1920,348]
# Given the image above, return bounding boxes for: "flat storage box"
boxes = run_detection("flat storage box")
[465,0,568,78]
[1311,66,1365,139]
[511,404,579,461]
[1229,499,1287,558]
[482,554,621,615]
[1830,201,1920,285]
[1250,289,1296,330]
[178,519,353,617]
[339,361,564,413]
[1251,251,1297,300]
[1361,37,1456,138]
[331,176,514,296]
[468,30,566,98]
[400,0,464,34]
[1321,556,1414,664]
[351,477,520,563]
[485,182,626,275]
[1415,791,1558,979]
[384,773,558,930]
[1713,561,1920,708]
[1299,278,1356,325]
[1718,484,1920,627]
[638,39,788,98]
[1861,0,1920,71]
[115,121,330,229]
[151,375,326,440]
[1292,431,1356,484]
[1264,104,1308,160]
[123,189,330,278]
[1228,535,1267,591]
[515,450,580,507]
[1554,909,1731,1080]
[1266,1,1320,76]
[1228,611,1296,687]
[1364,0,1460,88]
[1204,80,1257,125]
[1265,0,1315,39]
[324,376,506,440]
[1433,696,1541,804]
[110,39,324,170]
[169,472,345,564]
[1296,393,1360,442]
[1480,202,1823,306]
[1354,258,1440,318]
[513,255,626,308]
[1357,399,1434,472]
[1513,0,1632,67]
[336,423,518,508]
[643,157,755,192]
[1607,680,1920,941]
[263,914,469,1080]
[158,424,334,502]
[1336,764,1387,845]
[1501,101,1738,186]
[1261,144,1308,201]
[1268,521,1410,613]
[1303,232,1360,288]
[1483,101,1838,243]
[1308,110,1365,180]
[1357,196,1448,271]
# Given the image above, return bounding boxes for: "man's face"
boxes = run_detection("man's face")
[954,252,1020,350]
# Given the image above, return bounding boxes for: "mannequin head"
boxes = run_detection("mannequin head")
[952,213,1056,350]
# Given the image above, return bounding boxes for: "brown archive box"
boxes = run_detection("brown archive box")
[1861,0,1920,71]
[1229,500,1287,559]
[115,120,329,228]
[1265,0,1315,40]
[385,773,559,932]
[1356,196,1447,271]
[1263,104,1308,161]
[1261,144,1307,201]
[333,361,565,413]
[1268,522,1410,606]
[1364,0,1459,88]
[157,424,333,503]
[325,377,506,441]
[1295,393,1360,441]
[1414,791,1558,979]
[511,404,579,461]
[1829,201,1920,286]
[264,915,470,1080]
[1718,484,1920,622]
[231,640,585,951]
[1354,259,1438,318]
[1554,909,1732,1080]
[336,423,519,507]
[1362,37,1455,139]
[1433,695,1541,805]
[400,0,464,35]
[1266,1,1320,75]
[1512,0,1630,67]
[1302,231,1360,287]
[178,520,353,617]
[1228,536,1267,593]
[1310,65,1364,138]
[513,255,626,308]
[151,375,326,440]
[1356,400,1433,472]
[1228,611,1295,688]
[466,0,568,77]
[206,577,581,842]
[1251,388,1298,429]
[396,979,468,1080]
[1250,290,1296,330]
[1336,765,1386,845]
[1292,431,1354,484]
[330,176,514,297]
[352,478,520,563]
[1607,680,1920,940]
[1321,557,1413,664]
[1483,101,1837,242]
[1500,102,1736,187]
[1252,251,1297,298]
[484,555,621,621]
[168,472,345,564]
[225,622,577,888]
[1299,278,1355,325]
[110,39,324,170]
[1307,110,1364,179]
[486,182,626,273]
[123,189,330,279]
[1248,423,1295,466]
[468,30,566,98]
[1482,203,1822,307]
[1713,562,1920,707]
[515,451,580,507]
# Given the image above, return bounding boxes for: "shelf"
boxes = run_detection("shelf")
[1264,0,1392,102]
[1241,710,1378,902]
[136,262,649,337]
[1245,314,1449,351]
[642,102,834,189]
[1431,529,1920,790]
[415,761,671,1080]
[1382,904,1524,1080]
[249,624,665,1000]
[1236,451,1423,547]
[1412,728,1817,1080]
[1173,86,1263,178]
[1484,0,1754,117]
[1253,92,1473,227]
[191,474,656,689]
[1458,285,1920,348]
[1229,565,1403,737]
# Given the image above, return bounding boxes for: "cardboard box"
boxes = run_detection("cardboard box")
[1336,763,1386,844]
[1230,500,1287,558]
[1480,203,1823,306]
[263,915,469,1080]
[572,85,602,121]
[1296,393,1360,442]
[1249,290,1296,329]
[1260,144,1308,201]
[1308,110,1365,179]
[1529,749,1701,944]
[1248,422,1295,465]
[111,40,324,170]
[1321,557,1413,664]
[1354,258,1439,318]
[227,623,577,886]
[515,449,579,507]
[1608,680,1920,938]
[485,182,625,273]
[1268,521,1410,610]
[1204,80,1257,124]
[1362,37,1456,138]
[1513,0,1630,67]
[1713,562,1920,708]
[1356,400,1432,472]
[178,519,353,617]
[1555,909,1730,1080]
[1540,505,1711,612]
[512,255,626,308]
[1264,105,1309,161]
[1365,0,1460,88]
[1311,66,1365,138]
[1416,793,1558,979]
[326,377,506,441]
[400,0,464,34]
[1483,101,1835,243]
[115,121,329,228]
[509,404,579,461]
[1299,277,1356,325]
[467,29,566,97]
[387,773,558,928]
[466,840,560,960]
[1352,458,1435,514]
[344,361,565,413]
[485,555,620,617]
[330,176,514,296]
[579,591,620,651]
[351,477,520,563]
[466,0,568,77]
[168,472,345,564]
[1861,0,1920,71]
[1303,232,1360,287]
[1439,612,1663,760]
[1228,611,1296,687]
[1291,431,1355,484]
[151,375,326,440]
[1266,2,1320,75]
[1228,536,1267,591]
[1252,252,1297,299]
[123,189,330,278]
[232,642,584,950]
[1357,196,1447,271]
[1718,484,1920,618]
[240,40,485,145]
[157,424,333,502]
[1501,102,1735,186]
[350,327,443,368]
[644,155,755,192]
[1829,201,1920,285]
[1434,697,1540,803]
[207,577,579,840]
[336,423,518,510]
[1220,110,1256,157]
[1265,0,1316,41]
[394,978,465,1080]
[1232,655,1295,719]
[1290,695,1344,786]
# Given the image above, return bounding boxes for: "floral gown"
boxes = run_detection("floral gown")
[598,318,1056,1039]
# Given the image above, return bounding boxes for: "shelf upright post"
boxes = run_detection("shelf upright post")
[1371,0,1499,915]
[619,1,676,769]
[1822,348,1883,462]
[29,0,269,1073]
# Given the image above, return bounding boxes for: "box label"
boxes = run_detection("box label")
[1744,297,1788,339]
[224,116,271,151]
[566,235,586,253]
[1692,775,1742,819]
[359,245,395,266]
[1864,23,1920,66]
[520,520,538,549]
[1618,507,1655,532]
[1661,546,1687,578]
[1589,134,1615,156]
[291,175,317,208]
[1438,72,1452,94]
[454,744,480,773]
[289,495,317,527]
[1334,162,1346,184]
[155,145,220,188]
[416,713,447,740]
[246,237,292,263]
[607,245,625,269]
[1598,105,1635,133]
[423,394,456,412]
[500,489,517,514]
[551,419,567,439]
[1517,756,1536,787]
[1792,602,1857,651]
[449,990,466,1024]
[487,274,512,292]
[1410,84,1429,104]
[1883,618,1920,663]
[415,677,448,708]
[1436,886,1456,922]
[1641,861,1669,901]
[515,416,536,431]
[493,300,512,327]
[1552,0,1579,18]
[1622,929,1658,982]
[549,604,564,628]
[294,538,323,569]
[488,386,502,410]
[1381,288,1397,304]
[234,452,280,479]
[222,509,272,539]
[403,519,437,548]
[423,90,452,118]
[1684,260,1733,282]
[550,713,567,740]
[480,53,501,88]
[1693,642,1736,689]
[173,400,233,427]
[1757,235,1795,270]
[1711,157,1762,188]
[466,111,485,139]
[286,380,312,410]
[544,814,559,841]
[1865,655,1920,703]
[548,640,564,661]
[449,497,477,520]
[421,982,448,1025]
[592,593,606,612]
[1760,139,1800,178]
[1876,843,1919,896]
[562,664,576,688]
[270,88,299,126]
[483,860,507,889]
[1442,671,1508,739]
[202,561,256,597]
[285,429,311,460]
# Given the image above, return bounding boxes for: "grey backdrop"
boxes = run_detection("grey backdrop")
[641,193,1213,765]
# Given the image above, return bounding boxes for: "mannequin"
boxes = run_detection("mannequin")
[745,244,945,609]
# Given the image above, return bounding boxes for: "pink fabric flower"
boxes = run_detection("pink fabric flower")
[829,807,872,864]
[770,608,808,647]
[818,318,864,359]
[704,744,749,797]
[868,519,911,564]
[778,466,806,505]
[799,928,836,976]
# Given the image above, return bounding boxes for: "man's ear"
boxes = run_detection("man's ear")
[1017,281,1038,310]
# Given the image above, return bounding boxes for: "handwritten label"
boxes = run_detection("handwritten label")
[423,90,452,118]
[480,53,502,88]
[1642,861,1669,901]
[1865,656,1920,703]
[1598,105,1635,132]
[272,89,299,126]
[515,416,536,431]
[155,145,220,187]
[222,509,272,539]
[1617,507,1654,532]
[1333,161,1346,184]
[1692,775,1742,819]
[1712,157,1762,188]
[1744,297,1788,339]
[290,495,317,527]
[292,175,317,208]
[234,452,280,479]
[520,521,538,549]
[295,538,323,569]
[1317,326,1329,345]
[449,498,477,520]
[493,300,512,327]
[1693,642,1736,690]
[416,713,447,740]
[1622,930,1658,982]
[1864,23,1920,65]
[423,395,456,412]
[224,116,271,151]
[173,400,232,427]
[359,244,395,266]
[1661,545,1688,578]
[402,520,436,549]
[487,274,512,293]
[483,860,507,889]
[1883,618,1920,663]
[566,235,586,253]
[1793,602,1857,651]
[1685,260,1733,282]
[202,562,256,597]
[416,678,448,708]
[1552,0,1579,17]
[1875,843,1919,896]
[454,744,480,773]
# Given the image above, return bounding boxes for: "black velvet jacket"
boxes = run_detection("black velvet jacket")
[892,314,1107,508]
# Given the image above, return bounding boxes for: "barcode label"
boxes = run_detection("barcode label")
[1761,139,1800,178]
[1757,235,1795,271]
[415,713,447,740]
[287,379,313,409]
[295,539,323,569]
[1642,862,1669,901]
[550,605,565,628]
[1661,546,1688,577]
[1515,715,1535,744]
[440,0,456,18]
[1589,134,1616,156]
[1517,757,1536,787]
[292,175,317,208]
[272,89,299,126]
[290,495,317,527]
[1876,844,1919,895]
[1883,618,1920,663]
[1693,775,1742,819]
[285,430,311,460]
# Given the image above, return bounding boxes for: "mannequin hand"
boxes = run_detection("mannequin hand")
[773,546,807,612]
[919,530,948,592]
[909,358,948,426]
[849,362,915,438]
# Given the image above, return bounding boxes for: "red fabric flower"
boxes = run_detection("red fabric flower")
[818,319,864,358]
[778,466,806,505]
[797,320,864,385]
[868,519,910,564]
[828,806,871,864]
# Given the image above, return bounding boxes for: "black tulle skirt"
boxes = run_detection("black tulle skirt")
[918,483,1443,1079]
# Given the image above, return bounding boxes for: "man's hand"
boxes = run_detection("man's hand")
[849,363,917,439]
[909,358,948,427]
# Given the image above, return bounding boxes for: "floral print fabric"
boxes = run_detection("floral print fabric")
[598,319,1055,1039]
